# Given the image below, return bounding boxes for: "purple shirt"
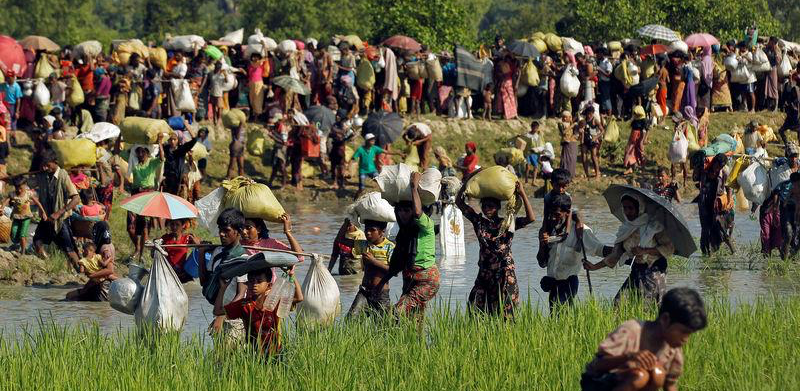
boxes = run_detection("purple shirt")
[96,75,112,97]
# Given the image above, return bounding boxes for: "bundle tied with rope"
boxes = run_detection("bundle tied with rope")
[463,166,521,233]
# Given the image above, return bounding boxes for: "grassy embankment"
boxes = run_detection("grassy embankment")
[1,298,798,390]
[0,111,789,285]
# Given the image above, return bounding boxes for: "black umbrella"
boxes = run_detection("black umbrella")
[304,105,336,133]
[507,40,539,59]
[362,111,404,145]
[603,184,697,258]
[626,77,659,99]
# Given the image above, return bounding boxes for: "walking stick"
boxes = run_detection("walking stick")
[580,233,593,295]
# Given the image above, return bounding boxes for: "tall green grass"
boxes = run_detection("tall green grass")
[1,298,798,390]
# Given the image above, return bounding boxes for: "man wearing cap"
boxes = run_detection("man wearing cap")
[352,133,402,195]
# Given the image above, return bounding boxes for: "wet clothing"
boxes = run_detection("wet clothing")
[462,208,532,316]
[224,298,281,354]
[652,182,680,202]
[347,286,391,317]
[391,214,439,316]
[698,171,732,254]
[395,265,440,315]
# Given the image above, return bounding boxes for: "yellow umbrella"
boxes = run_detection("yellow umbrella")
[18,36,60,52]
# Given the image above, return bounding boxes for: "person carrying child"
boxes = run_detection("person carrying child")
[456,178,535,317]
[341,219,395,317]
[65,242,118,301]
[375,172,439,320]
[223,266,303,355]
[2,177,46,254]
[161,218,201,283]
[580,287,708,391]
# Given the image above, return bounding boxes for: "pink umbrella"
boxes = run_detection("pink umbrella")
[382,35,422,52]
[685,33,720,48]
[0,35,27,77]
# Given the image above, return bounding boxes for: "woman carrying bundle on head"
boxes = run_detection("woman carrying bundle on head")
[456,172,535,317]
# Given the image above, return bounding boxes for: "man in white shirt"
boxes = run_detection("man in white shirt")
[597,48,614,114]
[538,193,608,309]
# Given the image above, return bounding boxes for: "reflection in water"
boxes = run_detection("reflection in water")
[0,196,797,337]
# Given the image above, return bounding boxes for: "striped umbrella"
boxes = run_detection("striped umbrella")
[637,24,680,42]
[120,191,199,219]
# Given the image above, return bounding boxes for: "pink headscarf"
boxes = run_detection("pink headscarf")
[701,46,713,85]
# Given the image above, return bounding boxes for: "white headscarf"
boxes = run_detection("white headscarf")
[614,192,664,259]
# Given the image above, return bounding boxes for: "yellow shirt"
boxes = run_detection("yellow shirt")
[78,254,103,274]
[352,237,395,265]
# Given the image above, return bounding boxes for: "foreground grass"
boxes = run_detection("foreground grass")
[1,298,798,390]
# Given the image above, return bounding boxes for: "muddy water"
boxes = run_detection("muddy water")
[1,196,797,337]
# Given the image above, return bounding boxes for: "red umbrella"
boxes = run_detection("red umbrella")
[382,35,422,52]
[0,35,27,77]
[641,44,669,56]
[685,33,719,48]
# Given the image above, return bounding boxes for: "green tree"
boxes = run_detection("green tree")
[1,0,116,45]
[478,0,567,43]
[239,0,374,42]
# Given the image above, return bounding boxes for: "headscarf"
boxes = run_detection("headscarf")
[632,105,646,120]
[702,46,714,85]
[613,192,664,261]
[92,221,113,248]
[682,106,698,129]
[465,141,477,153]
[433,146,452,167]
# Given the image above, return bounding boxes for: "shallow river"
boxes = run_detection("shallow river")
[1,196,797,337]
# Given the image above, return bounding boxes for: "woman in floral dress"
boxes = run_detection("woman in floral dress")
[456,179,535,317]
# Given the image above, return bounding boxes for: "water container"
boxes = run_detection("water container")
[276,278,295,318]
[263,277,287,312]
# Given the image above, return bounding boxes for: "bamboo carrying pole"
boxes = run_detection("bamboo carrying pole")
[153,243,314,259]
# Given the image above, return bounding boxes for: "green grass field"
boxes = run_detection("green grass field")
[1,298,798,390]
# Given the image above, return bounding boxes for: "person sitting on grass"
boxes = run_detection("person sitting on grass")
[65,242,118,302]
[342,219,395,317]
[352,133,402,196]
[580,287,708,391]
[161,218,200,284]
[2,176,46,254]
[223,266,303,355]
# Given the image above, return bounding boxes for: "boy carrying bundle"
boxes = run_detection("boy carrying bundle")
[581,287,708,391]
[339,219,395,317]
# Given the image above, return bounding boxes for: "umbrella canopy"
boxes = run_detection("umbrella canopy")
[362,111,404,145]
[382,35,421,52]
[272,75,311,95]
[120,191,199,219]
[507,40,540,59]
[340,35,364,50]
[637,24,680,42]
[304,105,336,132]
[0,35,27,77]
[641,44,668,56]
[626,77,659,98]
[18,35,60,52]
[685,33,719,48]
[603,184,697,258]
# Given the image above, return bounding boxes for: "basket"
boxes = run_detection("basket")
[0,216,11,243]
[71,220,96,239]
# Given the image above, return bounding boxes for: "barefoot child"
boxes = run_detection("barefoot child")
[581,287,708,391]
[329,218,366,275]
[482,83,494,120]
[3,177,46,253]
[345,219,395,317]
[223,266,303,355]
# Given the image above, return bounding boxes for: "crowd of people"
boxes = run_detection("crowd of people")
[1,28,798,390]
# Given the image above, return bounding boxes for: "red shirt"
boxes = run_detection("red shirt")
[463,153,478,174]
[76,64,95,93]
[224,299,280,354]
[161,233,193,268]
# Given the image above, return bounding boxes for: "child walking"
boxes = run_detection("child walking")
[3,177,46,253]
[344,219,395,317]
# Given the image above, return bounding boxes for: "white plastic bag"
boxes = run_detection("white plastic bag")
[439,203,466,265]
[220,28,244,45]
[779,50,793,78]
[352,192,396,223]
[75,40,103,58]
[297,255,340,324]
[731,61,752,84]
[560,65,580,98]
[171,79,196,112]
[134,248,189,331]
[164,35,205,52]
[376,164,441,205]
[78,122,120,143]
[750,48,771,73]
[738,162,769,205]
[669,129,689,163]
[723,55,739,71]
[195,187,226,236]
[278,40,297,53]
[245,44,264,58]
[109,265,147,315]
[33,80,50,107]
[561,37,584,54]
